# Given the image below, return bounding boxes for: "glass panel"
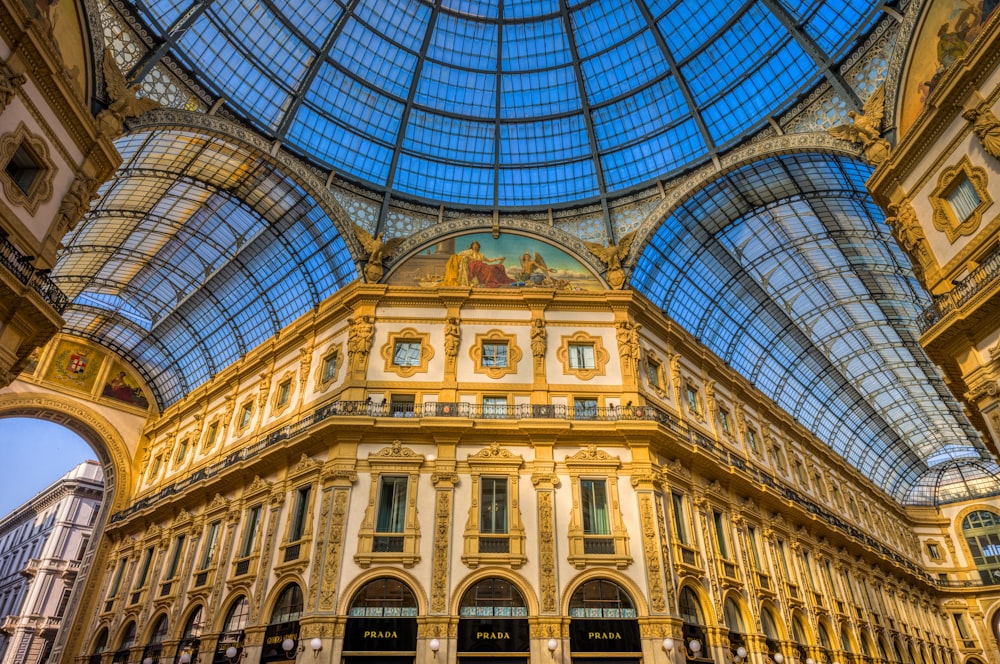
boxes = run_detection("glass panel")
[568,343,595,369]
[946,177,980,221]
[480,478,508,534]
[376,477,408,532]
[581,479,610,535]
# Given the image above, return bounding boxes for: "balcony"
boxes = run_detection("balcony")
[917,246,1000,333]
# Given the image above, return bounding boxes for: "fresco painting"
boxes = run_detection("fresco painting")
[102,361,149,408]
[387,232,604,291]
[900,0,999,134]
[42,339,103,393]
[19,0,87,95]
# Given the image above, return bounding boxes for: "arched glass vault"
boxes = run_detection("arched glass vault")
[118,0,881,210]
[632,152,986,503]
[51,129,355,406]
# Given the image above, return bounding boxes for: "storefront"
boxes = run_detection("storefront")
[568,580,642,664]
[457,578,530,664]
[343,578,419,664]
[259,584,303,664]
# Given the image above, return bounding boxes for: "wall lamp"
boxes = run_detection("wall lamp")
[772,653,784,664]
[547,638,558,658]
[309,638,322,657]
[178,651,198,664]
[686,640,702,657]
[662,638,675,653]
[281,639,297,659]
[429,638,441,659]
[224,647,244,664]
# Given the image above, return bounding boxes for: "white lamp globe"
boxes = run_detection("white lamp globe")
[310,638,322,652]
[773,654,784,664]
[547,639,558,652]
[689,640,702,654]
[179,654,191,664]
[736,647,748,659]
[428,638,441,653]
[282,639,295,652]
[225,647,238,660]
[662,638,675,652]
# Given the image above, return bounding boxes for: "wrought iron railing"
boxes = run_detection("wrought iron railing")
[917,246,1000,332]
[0,233,69,313]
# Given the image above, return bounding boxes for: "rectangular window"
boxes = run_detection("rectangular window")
[574,397,598,419]
[200,521,220,569]
[238,403,252,429]
[392,341,422,367]
[686,385,700,413]
[480,478,508,535]
[482,342,508,368]
[746,428,759,453]
[55,588,72,617]
[802,550,817,589]
[376,477,408,533]
[109,558,127,597]
[747,526,763,570]
[671,492,689,544]
[289,486,311,542]
[947,176,981,222]
[646,359,660,387]
[483,395,507,418]
[166,535,185,580]
[718,408,732,435]
[75,536,89,561]
[239,505,262,558]
[175,438,189,465]
[580,479,610,535]
[568,343,595,369]
[713,510,729,559]
[276,380,291,407]
[203,422,218,450]
[794,460,806,484]
[135,546,154,588]
[771,444,786,471]
[777,540,791,578]
[148,455,162,480]
[927,543,941,560]
[321,353,337,382]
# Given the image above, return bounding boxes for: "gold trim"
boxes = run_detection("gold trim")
[556,331,609,381]
[470,329,523,379]
[381,328,434,378]
[929,156,992,243]
[314,343,343,394]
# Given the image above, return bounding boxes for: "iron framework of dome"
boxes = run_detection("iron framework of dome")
[120,0,881,209]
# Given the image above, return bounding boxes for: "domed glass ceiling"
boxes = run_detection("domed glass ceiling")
[130,0,880,207]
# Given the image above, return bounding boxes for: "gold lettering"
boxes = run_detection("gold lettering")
[587,632,622,640]
[476,632,511,640]
[363,631,398,638]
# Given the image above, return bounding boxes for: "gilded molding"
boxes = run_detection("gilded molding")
[470,329,523,379]
[556,331,609,381]
[0,122,56,214]
[380,327,434,378]
[537,490,557,613]
[929,156,992,243]
[319,488,348,610]
[430,489,452,613]
[639,494,666,613]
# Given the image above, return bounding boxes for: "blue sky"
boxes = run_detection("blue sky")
[0,418,96,518]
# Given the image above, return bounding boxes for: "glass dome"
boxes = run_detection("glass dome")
[905,460,1000,506]
[130,0,881,208]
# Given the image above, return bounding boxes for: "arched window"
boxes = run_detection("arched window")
[760,608,782,660]
[723,598,746,653]
[349,577,418,616]
[569,579,635,618]
[113,622,137,664]
[224,596,250,633]
[89,628,109,664]
[182,607,204,638]
[149,615,169,644]
[817,623,832,651]
[271,584,303,624]
[567,579,641,660]
[461,577,527,617]
[839,627,854,654]
[961,511,1000,583]
[677,588,709,661]
[791,617,809,662]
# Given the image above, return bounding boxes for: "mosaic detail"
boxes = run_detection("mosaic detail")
[331,188,378,235]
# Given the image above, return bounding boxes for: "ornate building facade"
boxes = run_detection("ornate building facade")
[1,0,1000,663]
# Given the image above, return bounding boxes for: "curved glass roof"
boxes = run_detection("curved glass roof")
[51,129,355,405]
[906,460,1000,506]
[126,0,880,208]
[632,153,986,503]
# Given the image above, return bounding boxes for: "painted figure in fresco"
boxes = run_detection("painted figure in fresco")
[102,370,149,407]
[443,241,515,287]
[518,251,550,283]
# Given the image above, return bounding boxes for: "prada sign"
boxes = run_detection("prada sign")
[458,618,529,653]
[261,621,300,663]
[569,619,641,653]
[344,618,418,652]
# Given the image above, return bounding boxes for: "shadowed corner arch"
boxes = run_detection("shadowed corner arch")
[0,392,137,664]
[561,568,650,618]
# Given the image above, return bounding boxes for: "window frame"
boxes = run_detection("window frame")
[565,446,630,569]
[356,441,424,568]
[557,332,609,380]
[930,156,992,242]
[381,329,434,378]
[461,443,527,568]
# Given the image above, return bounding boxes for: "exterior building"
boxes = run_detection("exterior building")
[0,461,103,664]
[2,0,1000,664]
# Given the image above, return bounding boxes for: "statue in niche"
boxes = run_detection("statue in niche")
[530,318,546,362]
[444,317,461,360]
[354,223,405,283]
[347,315,375,364]
[963,101,1000,160]
[55,174,100,232]
[584,230,636,289]
[828,85,891,165]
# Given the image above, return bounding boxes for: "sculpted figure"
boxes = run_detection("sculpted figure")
[0,60,26,112]
[354,223,405,283]
[55,175,100,232]
[963,102,1000,160]
[97,49,160,137]
[444,316,460,359]
[530,318,546,361]
[347,315,375,363]
[584,230,636,289]
[828,86,891,165]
